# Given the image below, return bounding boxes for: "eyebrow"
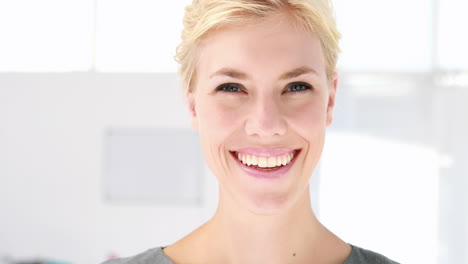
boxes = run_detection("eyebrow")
[209,66,318,81]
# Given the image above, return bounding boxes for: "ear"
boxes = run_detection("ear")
[185,91,199,131]
[326,72,338,126]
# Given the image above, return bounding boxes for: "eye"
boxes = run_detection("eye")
[215,83,244,93]
[285,82,313,93]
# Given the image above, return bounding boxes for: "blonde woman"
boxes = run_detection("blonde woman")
[104,0,398,263]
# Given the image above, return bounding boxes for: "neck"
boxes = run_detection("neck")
[165,185,351,264]
[204,186,330,264]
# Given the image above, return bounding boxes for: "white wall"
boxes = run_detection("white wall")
[0,73,219,263]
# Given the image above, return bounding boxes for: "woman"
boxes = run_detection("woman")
[105,0,398,263]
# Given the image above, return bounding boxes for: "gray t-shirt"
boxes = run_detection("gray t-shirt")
[102,244,399,264]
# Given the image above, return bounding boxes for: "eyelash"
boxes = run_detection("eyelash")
[215,83,243,93]
[215,82,313,93]
[286,82,313,93]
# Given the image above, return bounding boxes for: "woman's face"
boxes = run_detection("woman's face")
[187,13,337,215]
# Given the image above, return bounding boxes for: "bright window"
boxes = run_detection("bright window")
[438,0,468,70]
[334,0,432,72]
[0,0,94,71]
[94,0,191,72]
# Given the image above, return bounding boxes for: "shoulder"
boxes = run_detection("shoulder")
[344,245,399,264]
[101,247,173,264]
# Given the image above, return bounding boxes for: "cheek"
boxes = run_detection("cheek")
[197,99,242,144]
[283,99,328,136]
[196,99,244,181]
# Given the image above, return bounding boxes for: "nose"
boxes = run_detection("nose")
[244,96,287,138]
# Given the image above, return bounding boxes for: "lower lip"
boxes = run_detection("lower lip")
[231,150,300,180]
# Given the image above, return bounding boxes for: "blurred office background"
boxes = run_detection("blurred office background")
[0,0,467,263]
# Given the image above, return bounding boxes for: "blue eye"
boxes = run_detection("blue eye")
[287,82,312,92]
[216,83,243,92]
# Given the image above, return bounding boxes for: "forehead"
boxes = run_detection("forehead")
[197,13,326,80]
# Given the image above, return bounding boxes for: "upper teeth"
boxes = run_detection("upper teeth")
[236,151,296,168]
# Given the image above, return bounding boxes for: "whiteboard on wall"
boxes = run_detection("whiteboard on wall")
[104,128,204,205]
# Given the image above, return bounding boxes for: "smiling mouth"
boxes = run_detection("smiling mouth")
[230,150,300,171]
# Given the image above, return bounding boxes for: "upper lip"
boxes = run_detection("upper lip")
[230,147,300,157]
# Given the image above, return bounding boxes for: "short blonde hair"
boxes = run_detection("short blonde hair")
[175,0,341,92]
